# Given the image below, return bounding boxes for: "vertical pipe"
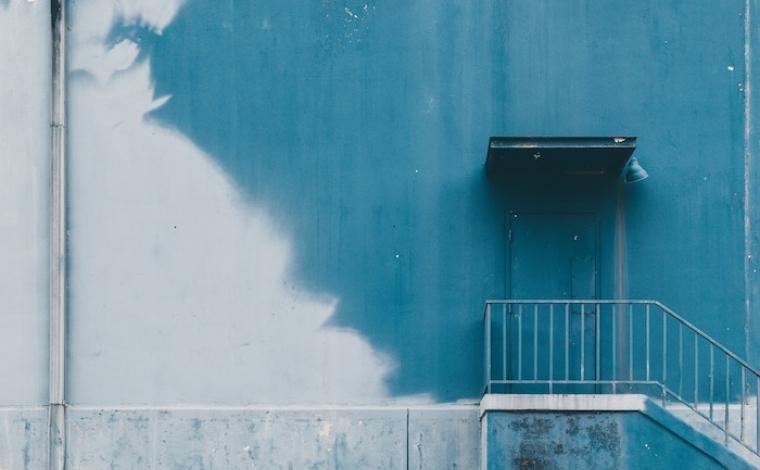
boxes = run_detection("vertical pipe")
[743,0,753,398]
[405,408,410,470]
[549,304,554,393]
[742,0,757,449]
[49,1,66,470]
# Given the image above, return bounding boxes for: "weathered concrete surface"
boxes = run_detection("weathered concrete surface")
[480,394,760,469]
[484,411,729,470]
[408,408,481,469]
[485,412,626,470]
[65,406,479,469]
[0,408,48,470]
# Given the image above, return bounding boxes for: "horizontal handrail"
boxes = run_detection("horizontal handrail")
[483,299,760,378]
[485,299,661,303]
[483,299,760,457]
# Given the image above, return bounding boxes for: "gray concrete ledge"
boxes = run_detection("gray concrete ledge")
[66,402,480,411]
[480,393,647,418]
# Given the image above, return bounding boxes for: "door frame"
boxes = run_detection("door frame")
[505,210,601,300]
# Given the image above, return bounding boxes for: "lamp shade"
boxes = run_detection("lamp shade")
[624,156,649,183]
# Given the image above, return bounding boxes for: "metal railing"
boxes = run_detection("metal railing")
[483,300,760,456]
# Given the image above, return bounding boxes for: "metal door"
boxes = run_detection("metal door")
[506,212,598,388]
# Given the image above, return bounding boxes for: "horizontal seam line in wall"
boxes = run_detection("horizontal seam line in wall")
[62,403,481,412]
[0,406,49,411]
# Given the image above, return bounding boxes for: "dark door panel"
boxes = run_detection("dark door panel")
[504,212,598,391]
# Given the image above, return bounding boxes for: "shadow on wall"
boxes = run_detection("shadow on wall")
[64,0,394,405]
[65,0,508,404]
[130,0,508,401]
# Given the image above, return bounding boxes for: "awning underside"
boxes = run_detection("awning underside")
[486,136,637,180]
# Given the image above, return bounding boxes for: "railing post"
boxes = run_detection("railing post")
[756,375,759,452]
[612,303,617,393]
[725,355,730,445]
[564,304,569,381]
[533,304,538,381]
[595,303,601,384]
[741,367,746,442]
[518,304,523,381]
[678,323,683,399]
[694,334,699,409]
[549,304,554,394]
[646,304,651,382]
[485,303,491,394]
[663,308,667,404]
[580,303,585,381]
[628,304,633,382]
[502,304,507,383]
[710,345,715,421]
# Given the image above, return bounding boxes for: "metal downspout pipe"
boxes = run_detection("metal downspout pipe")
[49,0,66,469]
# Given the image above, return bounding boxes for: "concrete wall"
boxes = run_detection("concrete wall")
[0,406,480,470]
[0,409,48,470]
[484,411,727,470]
[65,407,479,469]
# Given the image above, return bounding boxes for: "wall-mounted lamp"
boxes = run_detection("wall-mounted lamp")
[624,156,649,184]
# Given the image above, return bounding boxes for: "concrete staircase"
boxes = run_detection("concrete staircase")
[480,394,760,469]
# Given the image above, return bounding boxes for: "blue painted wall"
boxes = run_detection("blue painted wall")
[118,0,753,401]
[747,0,760,382]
